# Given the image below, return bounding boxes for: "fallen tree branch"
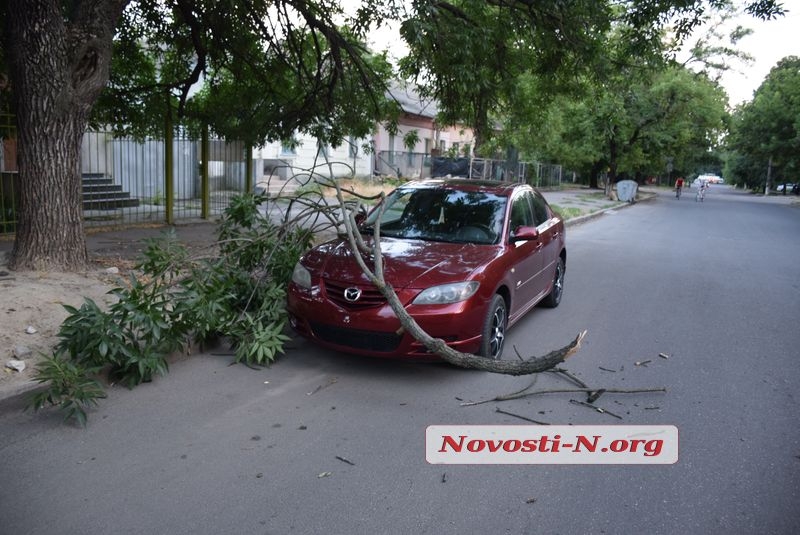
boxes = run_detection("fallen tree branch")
[460,386,667,407]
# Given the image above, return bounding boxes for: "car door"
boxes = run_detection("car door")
[506,190,543,320]
[531,190,562,298]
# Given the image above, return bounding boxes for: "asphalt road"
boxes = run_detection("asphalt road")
[1,186,798,535]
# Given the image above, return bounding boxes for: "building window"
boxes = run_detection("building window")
[388,134,396,164]
[280,142,296,156]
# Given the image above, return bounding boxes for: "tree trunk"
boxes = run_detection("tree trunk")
[4,0,128,271]
[605,130,619,199]
[588,161,603,189]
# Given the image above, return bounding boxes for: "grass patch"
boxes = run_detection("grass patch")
[550,205,585,220]
[575,193,609,202]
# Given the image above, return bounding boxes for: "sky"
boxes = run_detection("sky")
[716,8,800,105]
[356,2,800,108]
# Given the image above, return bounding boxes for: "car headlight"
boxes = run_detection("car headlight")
[291,262,312,289]
[412,281,480,305]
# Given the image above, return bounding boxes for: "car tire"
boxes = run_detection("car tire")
[540,256,565,308]
[480,294,507,359]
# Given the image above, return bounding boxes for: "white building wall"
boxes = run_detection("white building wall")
[254,134,372,190]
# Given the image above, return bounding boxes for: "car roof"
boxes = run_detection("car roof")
[398,178,526,195]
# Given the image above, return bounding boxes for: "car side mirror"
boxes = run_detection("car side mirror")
[510,225,539,242]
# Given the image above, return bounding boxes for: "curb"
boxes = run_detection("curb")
[0,378,42,410]
[565,191,656,227]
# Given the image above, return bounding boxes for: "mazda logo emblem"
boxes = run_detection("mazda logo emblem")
[344,287,362,302]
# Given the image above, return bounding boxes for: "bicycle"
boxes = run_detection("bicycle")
[675,186,682,199]
[695,187,706,202]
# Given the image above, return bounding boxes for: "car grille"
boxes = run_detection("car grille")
[324,279,386,309]
[310,322,402,352]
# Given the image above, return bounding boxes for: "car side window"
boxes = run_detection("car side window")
[509,192,534,237]
[531,192,549,226]
[371,189,411,229]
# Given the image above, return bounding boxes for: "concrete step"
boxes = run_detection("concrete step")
[81,174,139,211]
[82,197,140,210]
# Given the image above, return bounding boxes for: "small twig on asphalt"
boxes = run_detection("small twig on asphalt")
[586,388,606,403]
[570,399,623,420]
[548,367,589,388]
[307,377,337,396]
[335,455,355,466]
[658,353,670,359]
[495,407,550,425]
[634,359,652,367]
[598,366,616,373]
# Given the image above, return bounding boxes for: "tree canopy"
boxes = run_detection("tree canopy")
[92,0,396,145]
[480,21,730,188]
[397,0,784,157]
[725,56,800,190]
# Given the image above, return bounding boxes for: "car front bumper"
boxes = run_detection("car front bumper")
[286,283,485,359]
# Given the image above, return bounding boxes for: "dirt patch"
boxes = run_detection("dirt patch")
[0,254,122,397]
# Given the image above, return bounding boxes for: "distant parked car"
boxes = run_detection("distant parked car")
[776,183,794,192]
[697,174,723,184]
[286,178,567,360]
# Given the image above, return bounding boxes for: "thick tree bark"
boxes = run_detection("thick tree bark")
[4,0,128,271]
[588,161,604,189]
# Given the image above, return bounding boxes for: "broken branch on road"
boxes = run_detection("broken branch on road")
[460,386,666,407]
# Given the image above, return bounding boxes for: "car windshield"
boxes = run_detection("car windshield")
[362,187,507,244]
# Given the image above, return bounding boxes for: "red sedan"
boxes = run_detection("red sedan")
[287,178,566,360]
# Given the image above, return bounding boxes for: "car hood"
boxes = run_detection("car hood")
[307,237,501,288]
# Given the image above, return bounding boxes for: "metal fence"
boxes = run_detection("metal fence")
[1,121,253,234]
[473,159,563,188]
[373,151,565,189]
[1,117,572,235]
[80,130,249,227]
[0,114,18,233]
[374,150,431,179]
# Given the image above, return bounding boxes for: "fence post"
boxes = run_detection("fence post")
[245,143,253,193]
[164,107,174,224]
[201,125,209,219]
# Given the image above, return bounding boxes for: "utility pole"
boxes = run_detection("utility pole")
[666,157,673,188]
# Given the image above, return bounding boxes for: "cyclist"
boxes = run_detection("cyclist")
[674,177,685,199]
[696,180,708,202]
